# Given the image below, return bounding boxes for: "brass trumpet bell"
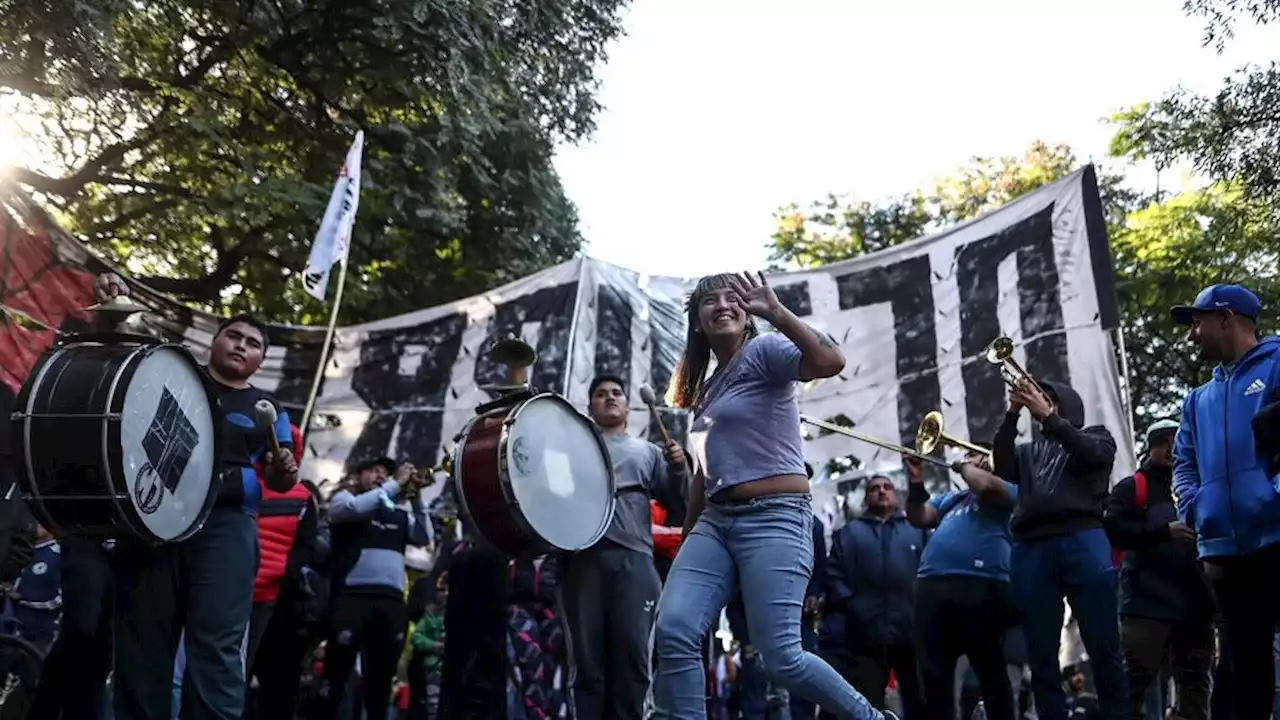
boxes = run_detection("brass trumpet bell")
[914,411,992,462]
[439,444,455,477]
[490,334,537,387]
[985,336,1035,390]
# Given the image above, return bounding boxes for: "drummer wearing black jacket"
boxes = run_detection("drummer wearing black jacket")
[92,273,298,720]
[1104,420,1213,720]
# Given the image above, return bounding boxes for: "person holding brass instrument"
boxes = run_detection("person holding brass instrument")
[653,271,887,720]
[565,373,688,720]
[904,446,1017,720]
[992,374,1125,720]
[319,457,432,720]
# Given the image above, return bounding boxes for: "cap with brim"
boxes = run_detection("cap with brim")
[1144,419,1179,445]
[1171,284,1262,325]
[354,457,397,474]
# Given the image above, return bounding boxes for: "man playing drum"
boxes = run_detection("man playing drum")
[564,373,688,720]
[92,272,298,720]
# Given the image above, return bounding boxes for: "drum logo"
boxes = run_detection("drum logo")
[511,436,531,476]
[135,387,200,515]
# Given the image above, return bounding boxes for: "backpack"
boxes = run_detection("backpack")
[1111,471,1147,568]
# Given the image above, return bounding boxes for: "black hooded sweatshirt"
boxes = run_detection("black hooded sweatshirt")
[992,380,1117,540]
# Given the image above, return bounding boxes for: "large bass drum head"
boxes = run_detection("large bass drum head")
[503,394,614,552]
[116,347,217,542]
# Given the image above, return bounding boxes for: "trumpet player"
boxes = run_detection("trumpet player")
[993,376,1125,720]
[904,446,1017,720]
[318,458,433,720]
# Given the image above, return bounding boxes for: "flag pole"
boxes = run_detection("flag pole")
[298,130,363,441]
[299,256,350,438]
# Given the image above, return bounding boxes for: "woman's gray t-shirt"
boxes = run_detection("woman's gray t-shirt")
[690,332,807,498]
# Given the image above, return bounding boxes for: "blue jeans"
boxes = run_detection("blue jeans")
[653,494,881,720]
[790,619,818,719]
[1011,529,1127,720]
[172,628,250,719]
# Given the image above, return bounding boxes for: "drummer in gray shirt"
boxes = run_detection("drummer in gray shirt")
[565,373,689,720]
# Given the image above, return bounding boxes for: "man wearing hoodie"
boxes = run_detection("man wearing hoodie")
[1170,283,1280,720]
[1105,419,1213,720]
[993,376,1125,720]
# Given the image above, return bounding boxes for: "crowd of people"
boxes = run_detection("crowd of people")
[0,268,1275,720]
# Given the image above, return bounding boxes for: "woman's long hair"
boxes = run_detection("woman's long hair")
[669,273,758,409]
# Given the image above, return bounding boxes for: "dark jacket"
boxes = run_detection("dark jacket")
[994,380,1117,540]
[0,467,35,584]
[822,511,927,647]
[1254,386,1280,480]
[807,516,827,599]
[1104,462,1212,622]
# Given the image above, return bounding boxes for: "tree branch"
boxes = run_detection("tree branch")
[133,229,248,303]
[83,198,183,239]
[12,132,160,197]
[97,176,197,198]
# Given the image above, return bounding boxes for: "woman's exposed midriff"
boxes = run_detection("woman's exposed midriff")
[721,474,809,500]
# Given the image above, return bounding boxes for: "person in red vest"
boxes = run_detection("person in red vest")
[651,500,682,583]
[245,423,318,673]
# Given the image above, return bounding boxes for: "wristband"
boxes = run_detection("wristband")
[907,483,931,505]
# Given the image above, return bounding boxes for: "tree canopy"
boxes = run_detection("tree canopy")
[1111,1,1280,219]
[0,0,629,323]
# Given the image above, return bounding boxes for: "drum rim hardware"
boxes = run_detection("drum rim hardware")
[495,393,617,553]
[455,393,617,558]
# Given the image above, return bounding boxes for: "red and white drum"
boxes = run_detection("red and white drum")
[453,393,615,558]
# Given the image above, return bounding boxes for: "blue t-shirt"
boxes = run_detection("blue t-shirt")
[689,333,807,497]
[916,484,1018,582]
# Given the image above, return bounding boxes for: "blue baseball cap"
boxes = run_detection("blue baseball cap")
[1170,284,1261,325]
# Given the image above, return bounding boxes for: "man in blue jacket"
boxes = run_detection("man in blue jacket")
[819,474,927,720]
[1170,283,1280,720]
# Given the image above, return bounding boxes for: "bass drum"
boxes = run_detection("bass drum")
[11,334,220,543]
[454,393,615,558]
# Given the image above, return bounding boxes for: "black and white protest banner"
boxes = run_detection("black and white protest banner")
[1,166,1132,518]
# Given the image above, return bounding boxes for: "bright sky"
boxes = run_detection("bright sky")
[554,0,1280,279]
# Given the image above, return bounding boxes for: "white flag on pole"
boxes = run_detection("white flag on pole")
[303,131,364,302]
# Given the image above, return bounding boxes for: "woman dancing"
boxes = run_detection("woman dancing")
[652,271,888,720]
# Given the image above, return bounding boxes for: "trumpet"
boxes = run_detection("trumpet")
[985,336,1037,391]
[800,415,950,469]
[915,411,992,463]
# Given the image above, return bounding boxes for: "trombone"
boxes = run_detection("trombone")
[985,336,1037,390]
[915,411,993,464]
[800,415,950,469]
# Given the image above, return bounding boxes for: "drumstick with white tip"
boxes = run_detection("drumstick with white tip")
[638,384,672,446]
[254,399,282,455]
[641,383,693,481]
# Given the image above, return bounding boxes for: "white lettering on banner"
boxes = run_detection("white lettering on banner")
[138,167,1133,517]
